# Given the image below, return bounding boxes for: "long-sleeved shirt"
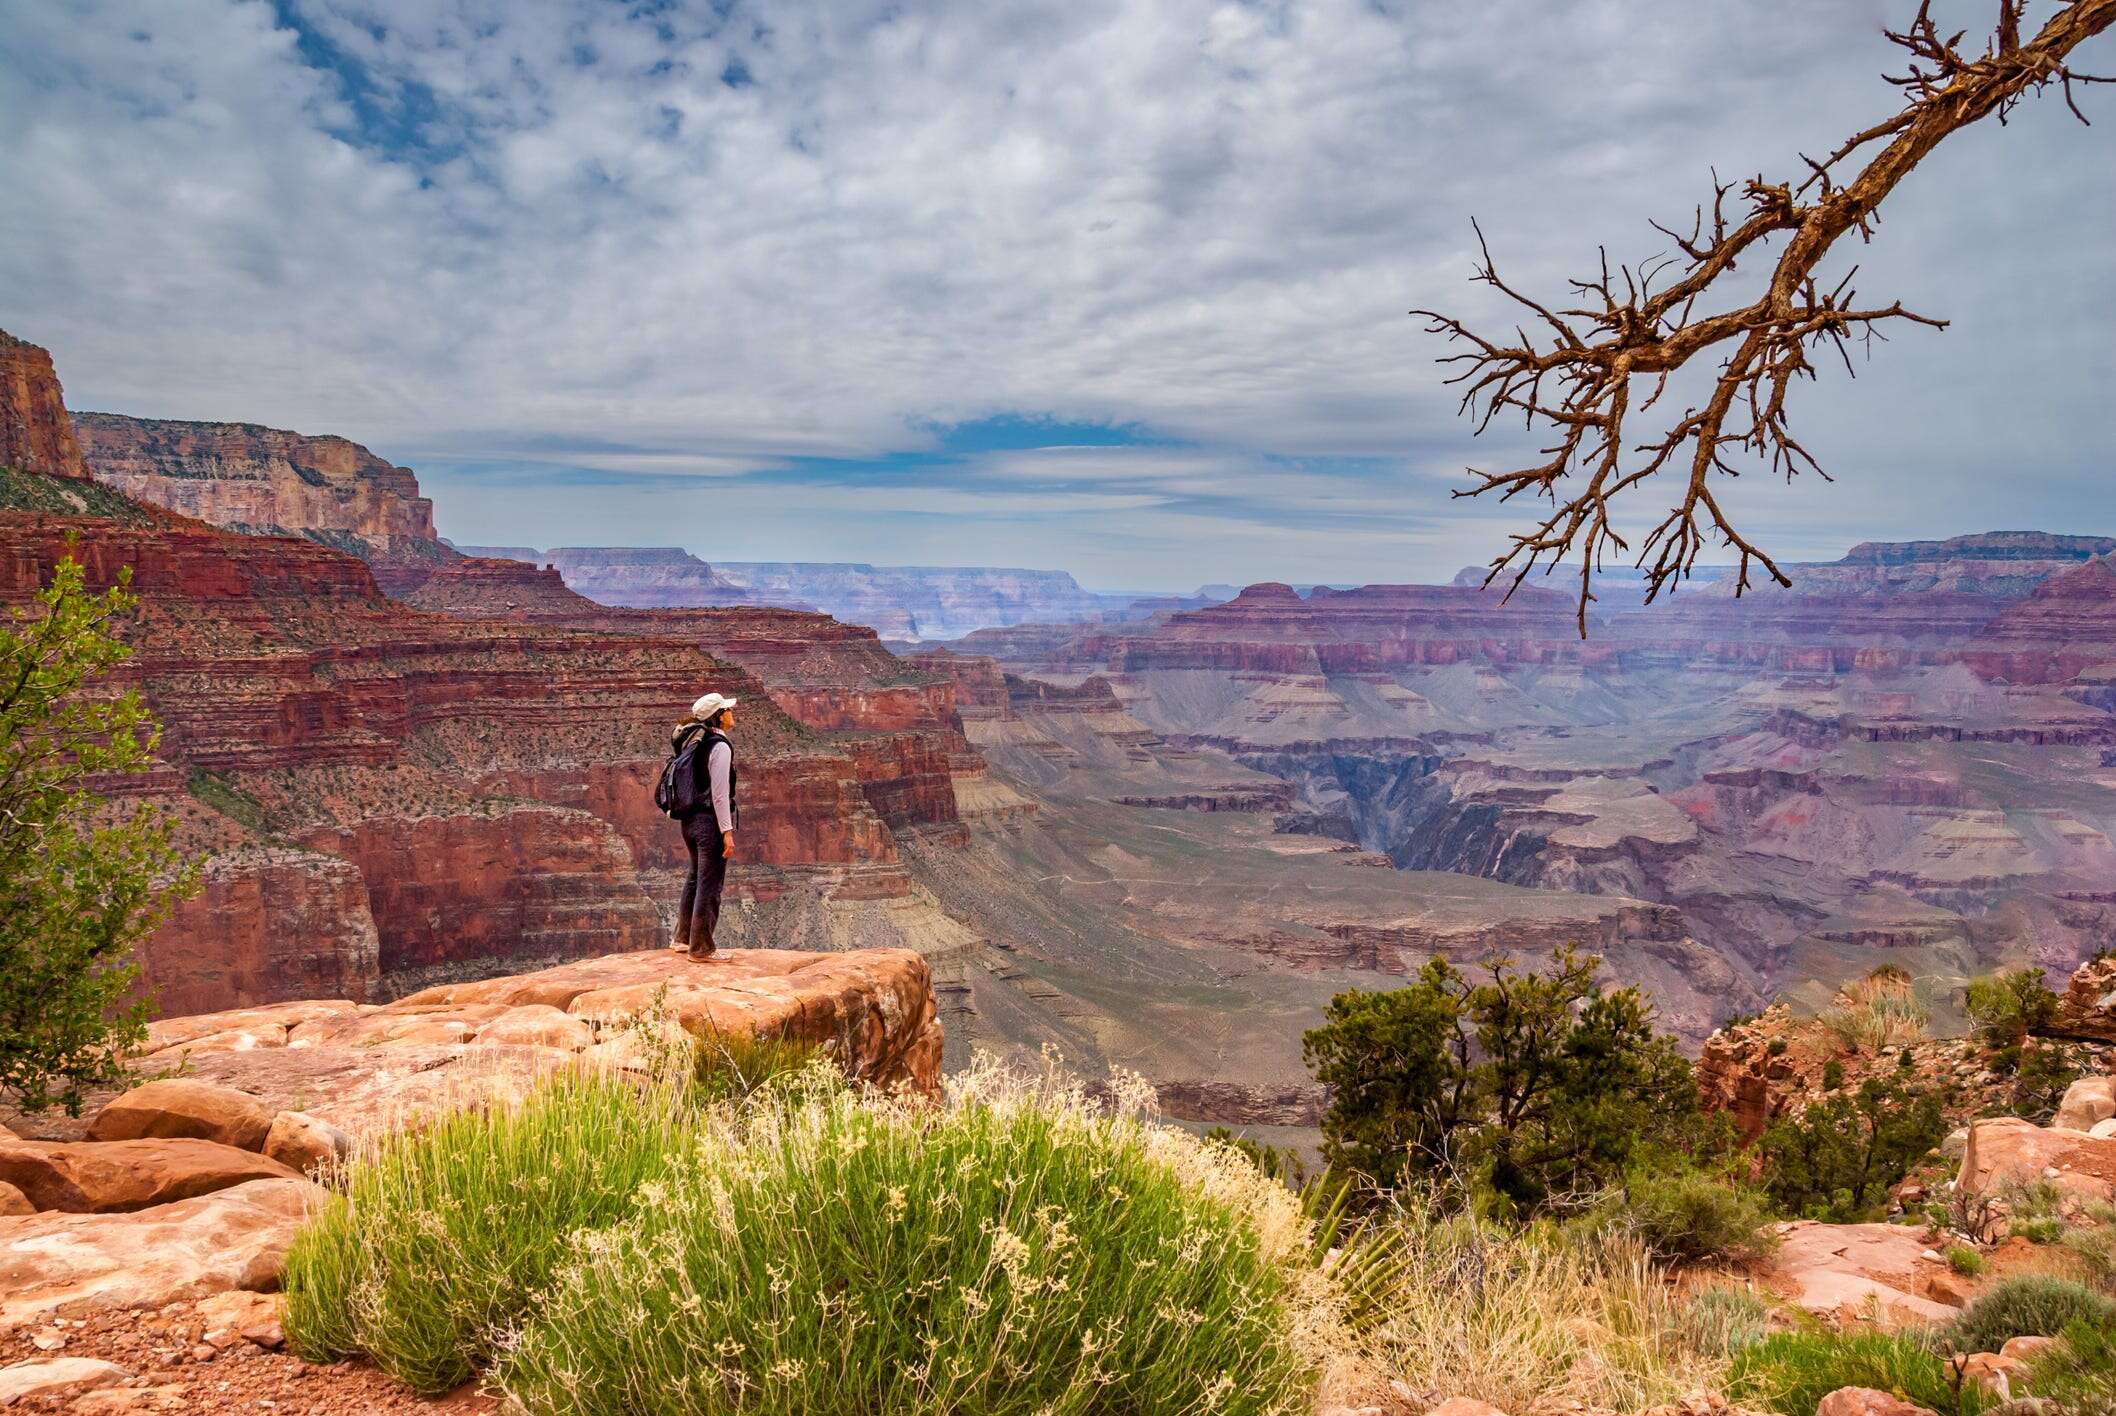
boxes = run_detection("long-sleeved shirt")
[707,739,734,836]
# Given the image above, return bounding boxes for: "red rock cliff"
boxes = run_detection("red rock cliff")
[70,411,456,593]
[0,489,919,1010]
[0,331,87,479]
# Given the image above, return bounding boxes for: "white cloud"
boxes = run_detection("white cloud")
[2,0,2111,587]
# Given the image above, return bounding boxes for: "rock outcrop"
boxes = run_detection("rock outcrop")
[0,1178,320,1328]
[83,1080,274,1152]
[1764,1221,1964,1323]
[0,1138,300,1214]
[1957,1115,2116,1201]
[2047,954,2116,1043]
[0,330,86,479]
[1968,554,2116,685]
[71,411,458,592]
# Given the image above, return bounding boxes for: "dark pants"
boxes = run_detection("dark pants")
[677,815,727,954]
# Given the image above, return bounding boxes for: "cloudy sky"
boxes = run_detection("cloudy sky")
[2,1,2109,590]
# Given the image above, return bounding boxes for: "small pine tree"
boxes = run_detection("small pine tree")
[1759,1073,1947,1221]
[1304,945,1704,1211]
[1963,968,2061,1049]
[1,549,199,1114]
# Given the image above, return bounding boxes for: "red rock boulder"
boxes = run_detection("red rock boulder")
[84,1079,274,1151]
[0,1138,300,1213]
[260,1111,353,1176]
[1957,1116,2116,1201]
[1814,1389,1937,1416]
[0,1177,321,1328]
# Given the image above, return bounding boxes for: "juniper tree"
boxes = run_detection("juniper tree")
[0,549,197,1114]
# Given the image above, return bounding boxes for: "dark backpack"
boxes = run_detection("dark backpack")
[655,728,710,820]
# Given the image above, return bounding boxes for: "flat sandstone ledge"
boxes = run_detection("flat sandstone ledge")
[142,947,943,1104]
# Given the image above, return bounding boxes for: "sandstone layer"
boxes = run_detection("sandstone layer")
[70,410,460,593]
[0,329,86,479]
[0,487,940,1009]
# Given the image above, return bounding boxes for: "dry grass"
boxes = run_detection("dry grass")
[1820,968,1929,1052]
[1354,1215,1733,1414]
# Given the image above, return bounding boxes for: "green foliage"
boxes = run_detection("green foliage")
[288,1060,1326,1413]
[1586,1164,1779,1267]
[282,1067,692,1393]
[2014,1215,2065,1245]
[1946,1245,1985,1277]
[1304,946,1704,1212]
[1941,1275,2116,1355]
[1678,1286,1772,1359]
[184,768,269,834]
[1728,1330,1992,1416]
[1352,1213,1733,1414]
[0,466,158,522]
[1964,968,2062,1049]
[1821,1059,1844,1091]
[1758,1071,1947,1222]
[0,550,199,1114]
[2062,1202,2116,1288]
[2006,1041,2082,1125]
[690,1026,828,1105]
[496,1065,1316,1415]
[2023,1318,2116,1415]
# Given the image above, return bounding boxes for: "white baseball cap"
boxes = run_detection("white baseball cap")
[691,692,739,720]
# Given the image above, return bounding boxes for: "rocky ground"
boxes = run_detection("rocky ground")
[0,947,940,1413]
[3,954,2115,1415]
[0,1302,497,1414]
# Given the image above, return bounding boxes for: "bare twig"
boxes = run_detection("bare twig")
[1415,0,2115,635]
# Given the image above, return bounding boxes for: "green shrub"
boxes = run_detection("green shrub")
[691,1028,827,1105]
[496,1061,1322,1415]
[2013,1215,2065,1245]
[1964,968,2061,1049]
[1304,947,1704,1212]
[1820,969,1929,1052]
[1821,1059,1845,1091]
[1588,1167,1779,1267]
[1355,1215,1730,1414]
[1942,1274,2116,1355]
[1679,1285,1772,1359]
[2008,1041,2083,1125]
[2062,1204,2116,1288]
[2023,1318,2116,1414]
[1760,1073,1947,1222]
[1728,1330,1991,1416]
[282,1067,691,1394]
[1946,1245,1985,1277]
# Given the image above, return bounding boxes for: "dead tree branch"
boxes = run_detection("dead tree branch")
[1415,1,2115,636]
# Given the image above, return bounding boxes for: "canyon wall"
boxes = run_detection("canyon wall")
[0,483,958,1013]
[69,411,458,594]
[458,546,1162,639]
[0,331,86,480]
[968,535,2116,1017]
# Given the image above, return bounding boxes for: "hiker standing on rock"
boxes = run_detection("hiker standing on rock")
[658,691,739,958]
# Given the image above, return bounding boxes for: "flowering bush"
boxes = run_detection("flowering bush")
[283,1051,1335,1412]
[498,1057,1326,1415]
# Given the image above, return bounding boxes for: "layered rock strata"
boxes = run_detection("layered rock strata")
[0,329,86,479]
[0,488,924,1009]
[71,411,459,593]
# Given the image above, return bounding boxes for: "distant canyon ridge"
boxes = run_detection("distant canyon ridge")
[7,326,2116,1130]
